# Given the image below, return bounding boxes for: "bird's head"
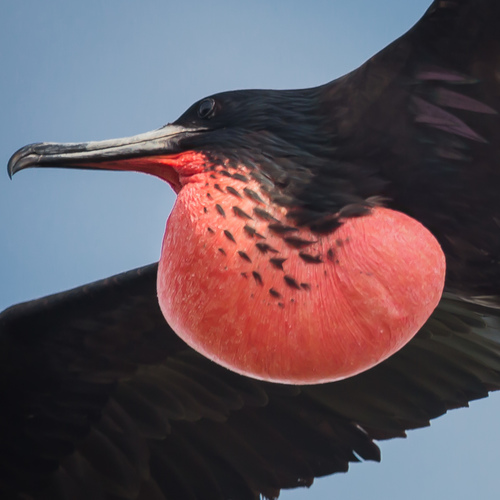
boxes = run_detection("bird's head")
[8,88,446,384]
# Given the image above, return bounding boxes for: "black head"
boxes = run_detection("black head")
[170,88,384,232]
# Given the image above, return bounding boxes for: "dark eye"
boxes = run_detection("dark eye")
[198,98,216,119]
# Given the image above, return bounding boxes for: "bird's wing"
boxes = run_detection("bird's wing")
[314,0,500,296]
[2,264,500,500]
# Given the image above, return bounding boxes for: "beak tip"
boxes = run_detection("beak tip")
[8,155,18,179]
[7,143,44,179]
[7,156,17,179]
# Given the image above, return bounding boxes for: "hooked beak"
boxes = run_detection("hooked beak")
[8,124,205,180]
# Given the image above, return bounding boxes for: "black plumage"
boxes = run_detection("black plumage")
[3,1,500,499]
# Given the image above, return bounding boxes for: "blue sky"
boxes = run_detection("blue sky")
[1,1,500,499]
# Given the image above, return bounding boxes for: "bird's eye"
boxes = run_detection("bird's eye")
[198,98,216,119]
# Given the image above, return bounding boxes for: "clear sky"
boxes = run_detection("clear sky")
[1,1,499,499]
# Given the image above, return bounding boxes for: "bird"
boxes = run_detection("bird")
[3,0,500,499]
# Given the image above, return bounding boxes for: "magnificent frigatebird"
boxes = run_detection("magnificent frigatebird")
[2,0,500,500]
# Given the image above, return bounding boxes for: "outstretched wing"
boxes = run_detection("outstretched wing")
[313,0,500,296]
[2,264,500,500]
